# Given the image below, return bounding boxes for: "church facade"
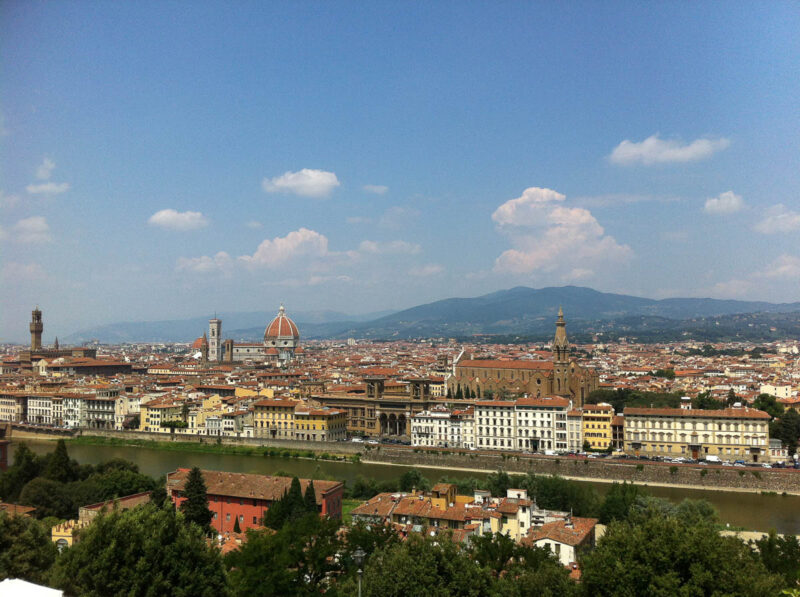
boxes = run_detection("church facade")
[195,305,303,366]
[448,308,598,408]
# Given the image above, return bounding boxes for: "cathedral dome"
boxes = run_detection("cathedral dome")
[191,334,208,349]
[263,305,300,342]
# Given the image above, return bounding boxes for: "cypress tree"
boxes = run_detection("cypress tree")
[233,515,241,533]
[179,467,213,534]
[43,440,76,484]
[303,480,317,514]
[287,477,305,520]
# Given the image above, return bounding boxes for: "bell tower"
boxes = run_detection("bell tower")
[208,316,221,362]
[30,307,43,351]
[552,307,570,396]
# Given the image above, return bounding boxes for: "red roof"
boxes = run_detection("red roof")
[458,359,553,371]
[623,407,770,420]
[264,306,300,340]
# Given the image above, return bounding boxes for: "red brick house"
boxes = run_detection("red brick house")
[166,469,344,534]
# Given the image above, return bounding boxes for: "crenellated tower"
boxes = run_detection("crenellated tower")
[30,307,43,351]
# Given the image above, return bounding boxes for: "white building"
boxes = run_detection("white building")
[474,397,571,452]
[567,409,583,452]
[63,396,87,428]
[411,407,475,449]
[760,384,795,399]
[514,397,570,452]
[27,395,53,425]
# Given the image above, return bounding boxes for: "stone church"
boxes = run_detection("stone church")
[448,308,598,407]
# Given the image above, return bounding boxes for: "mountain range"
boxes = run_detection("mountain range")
[62,286,800,344]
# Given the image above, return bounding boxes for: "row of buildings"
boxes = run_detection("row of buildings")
[411,399,778,463]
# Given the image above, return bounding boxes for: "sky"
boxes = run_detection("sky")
[2,1,800,341]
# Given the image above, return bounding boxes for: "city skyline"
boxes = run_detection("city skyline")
[2,2,799,339]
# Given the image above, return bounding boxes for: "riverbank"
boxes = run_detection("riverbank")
[65,435,361,462]
[362,458,800,497]
[11,427,800,496]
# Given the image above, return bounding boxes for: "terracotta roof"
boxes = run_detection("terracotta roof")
[264,307,300,341]
[623,407,770,420]
[458,359,553,371]
[167,469,341,504]
[524,517,597,547]
[516,397,570,408]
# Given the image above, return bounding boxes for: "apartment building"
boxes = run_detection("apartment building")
[474,397,571,452]
[623,406,771,462]
[582,403,613,450]
[411,408,475,449]
[253,398,299,439]
[294,406,346,442]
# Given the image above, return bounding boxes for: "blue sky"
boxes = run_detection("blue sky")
[2,2,799,340]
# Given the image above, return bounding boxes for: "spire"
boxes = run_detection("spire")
[554,306,568,349]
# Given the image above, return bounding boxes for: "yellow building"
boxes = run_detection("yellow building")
[139,398,183,432]
[623,406,771,462]
[253,398,299,439]
[582,403,613,450]
[294,406,347,442]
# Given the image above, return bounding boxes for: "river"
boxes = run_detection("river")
[10,440,800,534]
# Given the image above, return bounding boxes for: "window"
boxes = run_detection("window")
[226,513,231,521]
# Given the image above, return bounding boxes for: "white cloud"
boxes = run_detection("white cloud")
[148,209,209,231]
[36,157,56,180]
[262,169,340,198]
[245,220,263,229]
[176,251,232,273]
[363,184,388,195]
[704,191,744,215]
[492,186,632,276]
[26,182,70,196]
[2,261,46,281]
[379,206,420,228]
[409,264,443,277]
[492,187,566,227]
[13,216,51,243]
[358,240,421,255]
[609,134,730,165]
[238,228,329,267]
[754,204,800,234]
[762,254,800,280]
[0,191,20,209]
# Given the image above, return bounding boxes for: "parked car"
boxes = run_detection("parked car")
[366,439,379,445]
[351,437,364,443]
[760,463,772,468]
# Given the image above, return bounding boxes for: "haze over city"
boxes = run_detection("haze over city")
[2,2,799,340]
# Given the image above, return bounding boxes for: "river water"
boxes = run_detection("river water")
[10,440,800,534]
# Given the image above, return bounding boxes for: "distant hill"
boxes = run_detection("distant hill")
[63,309,395,344]
[62,286,800,343]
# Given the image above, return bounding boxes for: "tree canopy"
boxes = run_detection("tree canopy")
[0,511,57,585]
[50,502,230,597]
[179,467,213,533]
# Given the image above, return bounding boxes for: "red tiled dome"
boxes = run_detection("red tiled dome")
[191,335,208,349]
[263,305,299,341]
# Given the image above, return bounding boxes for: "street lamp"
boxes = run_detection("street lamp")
[352,547,366,597]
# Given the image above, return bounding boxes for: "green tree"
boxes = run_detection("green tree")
[753,530,800,587]
[0,511,57,584]
[179,467,213,533]
[485,470,513,497]
[753,394,785,419]
[50,502,229,597]
[18,478,73,519]
[581,501,783,596]
[0,443,42,502]
[227,513,340,597]
[233,516,241,533]
[599,482,645,524]
[42,439,78,484]
[345,532,492,597]
[693,391,724,410]
[774,409,800,455]
[726,387,738,407]
[303,480,317,513]
[339,521,400,574]
[398,468,430,492]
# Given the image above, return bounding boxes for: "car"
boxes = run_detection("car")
[760,463,772,468]
[733,462,746,468]
[722,461,733,467]
[366,439,379,445]
[696,461,708,466]
[350,437,364,443]
[734,460,747,465]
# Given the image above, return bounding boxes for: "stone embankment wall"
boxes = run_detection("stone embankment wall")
[363,447,800,494]
[73,428,365,454]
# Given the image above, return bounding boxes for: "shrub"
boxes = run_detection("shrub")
[700,469,708,477]
[636,464,644,472]
[669,466,678,475]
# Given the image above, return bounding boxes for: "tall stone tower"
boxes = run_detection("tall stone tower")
[208,317,222,362]
[30,307,43,351]
[552,307,570,396]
